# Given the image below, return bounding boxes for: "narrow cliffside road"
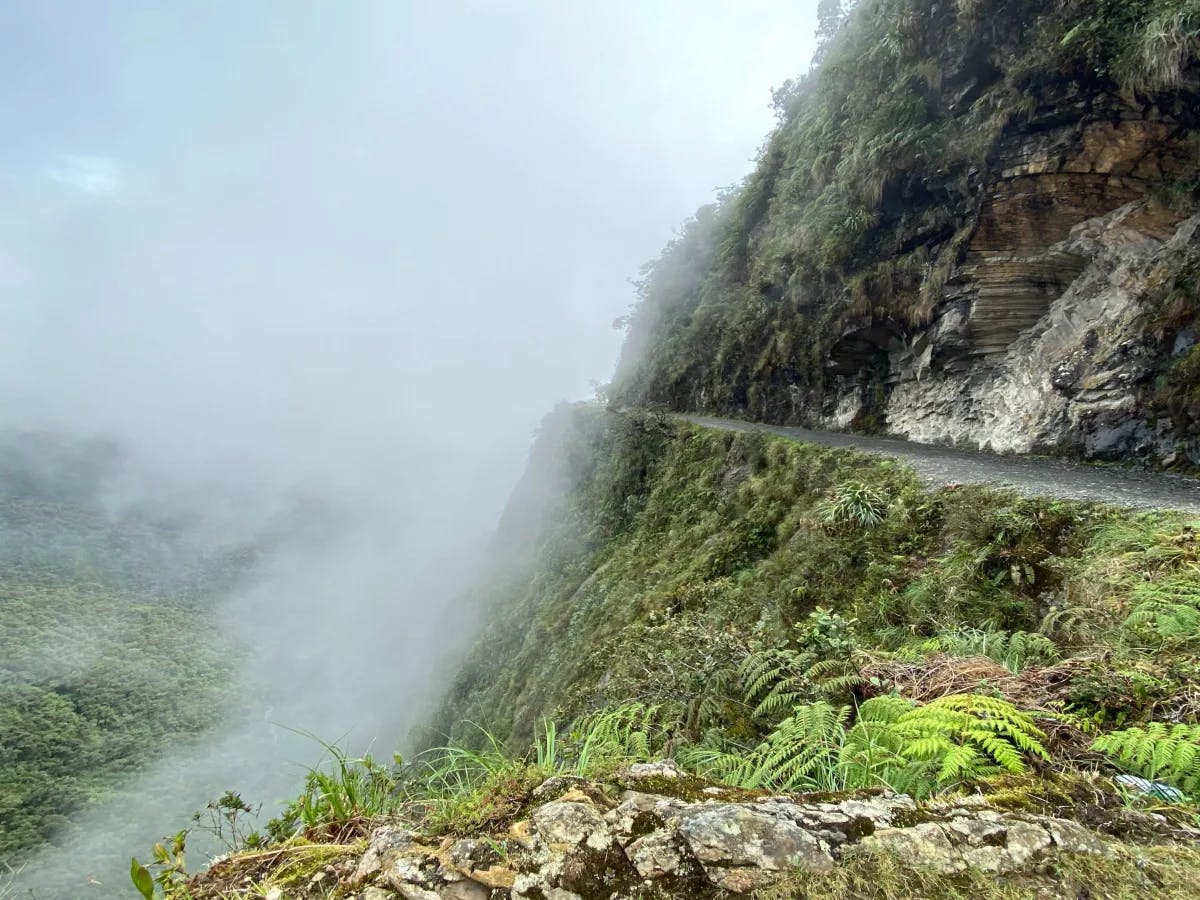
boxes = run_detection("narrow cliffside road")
[680,414,1200,515]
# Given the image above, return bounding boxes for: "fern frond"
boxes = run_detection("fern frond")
[1093,722,1200,794]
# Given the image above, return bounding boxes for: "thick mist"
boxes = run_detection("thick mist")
[0,2,818,896]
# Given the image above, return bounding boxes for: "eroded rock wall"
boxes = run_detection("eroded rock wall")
[883,206,1199,461]
[819,93,1200,465]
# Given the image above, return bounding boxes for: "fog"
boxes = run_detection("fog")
[0,1,817,895]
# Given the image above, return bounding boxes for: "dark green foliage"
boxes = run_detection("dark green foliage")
[432,409,1199,759]
[675,692,1047,796]
[1092,722,1200,794]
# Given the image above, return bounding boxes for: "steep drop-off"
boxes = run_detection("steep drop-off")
[612,0,1200,466]
[435,407,1200,750]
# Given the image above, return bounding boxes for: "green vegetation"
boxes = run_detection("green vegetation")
[611,0,1199,422]
[437,408,1200,749]
[680,694,1048,798]
[1092,723,1200,794]
[419,407,1200,820]
[0,434,256,865]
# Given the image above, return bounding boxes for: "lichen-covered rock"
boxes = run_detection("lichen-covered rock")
[604,791,689,843]
[532,800,612,851]
[865,808,1107,876]
[626,830,691,880]
[674,803,834,891]
[621,760,686,781]
[215,769,1178,899]
[354,826,420,885]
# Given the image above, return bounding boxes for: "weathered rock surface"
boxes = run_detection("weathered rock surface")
[618,62,1200,470]
[819,94,1200,466]
[882,205,1200,463]
[337,765,1129,899]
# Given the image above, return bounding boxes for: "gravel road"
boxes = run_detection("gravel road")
[681,414,1200,514]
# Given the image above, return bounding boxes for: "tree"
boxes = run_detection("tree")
[814,0,849,66]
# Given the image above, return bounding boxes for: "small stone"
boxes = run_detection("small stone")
[354,826,418,884]
[467,865,517,889]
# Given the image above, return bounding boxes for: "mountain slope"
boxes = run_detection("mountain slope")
[612,0,1200,466]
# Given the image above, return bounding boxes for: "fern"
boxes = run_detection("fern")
[681,693,1047,798]
[806,656,866,698]
[1124,568,1200,647]
[839,696,933,795]
[739,647,812,719]
[926,628,1060,672]
[568,702,669,773]
[680,701,850,792]
[891,694,1049,789]
[1092,722,1200,795]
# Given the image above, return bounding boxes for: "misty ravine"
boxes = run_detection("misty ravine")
[0,2,818,897]
[6,2,1200,900]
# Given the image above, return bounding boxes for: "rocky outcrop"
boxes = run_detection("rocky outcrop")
[881,205,1199,461]
[612,7,1200,469]
[323,763,1144,900]
[812,87,1200,465]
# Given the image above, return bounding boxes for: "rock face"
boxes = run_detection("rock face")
[881,206,1200,462]
[340,764,1118,900]
[611,8,1200,469]
[817,94,1200,466]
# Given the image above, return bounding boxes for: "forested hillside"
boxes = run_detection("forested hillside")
[0,434,257,863]
[439,406,1200,749]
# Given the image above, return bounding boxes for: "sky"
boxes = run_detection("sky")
[0,0,819,518]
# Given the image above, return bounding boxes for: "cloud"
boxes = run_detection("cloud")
[46,154,122,197]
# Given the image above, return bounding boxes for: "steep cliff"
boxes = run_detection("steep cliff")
[611,0,1200,466]
[172,408,1200,899]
